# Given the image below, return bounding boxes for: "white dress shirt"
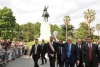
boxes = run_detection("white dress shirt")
[88,43,92,48]
[98,44,100,50]
[78,45,81,48]
[35,44,38,54]
[0,44,2,49]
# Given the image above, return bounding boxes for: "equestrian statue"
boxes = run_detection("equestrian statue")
[42,6,50,22]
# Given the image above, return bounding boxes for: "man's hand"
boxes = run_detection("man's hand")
[98,63,100,66]
[50,54,54,57]
[77,60,80,65]
[53,37,56,41]
[83,62,86,67]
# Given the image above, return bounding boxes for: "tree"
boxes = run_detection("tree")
[75,22,88,40]
[20,22,35,42]
[63,15,71,39]
[60,24,74,40]
[84,9,96,35]
[96,24,100,37]
[0,7,16,39]
[90,27,95,34]
[34,22,41,36]
[50,24,62,40]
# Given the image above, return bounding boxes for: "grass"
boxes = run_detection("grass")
[26,41,49,47]
[26,39,76,47]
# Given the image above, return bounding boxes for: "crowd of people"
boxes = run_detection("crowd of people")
[29,36,100,67]
[0,39,28,63]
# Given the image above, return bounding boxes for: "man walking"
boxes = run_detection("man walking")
[56,39,64,67]
[40,39,47,65]
[61,37,80,67]
[29,39,41,67]
[82,36,100,67]
[47,36,57,67]
[76,38,84,67]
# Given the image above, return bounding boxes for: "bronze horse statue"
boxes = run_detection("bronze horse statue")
[42,6,50,22]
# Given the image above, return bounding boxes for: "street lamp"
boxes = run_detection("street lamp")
[63,16,71,40]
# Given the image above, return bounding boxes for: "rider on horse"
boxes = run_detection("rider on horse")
[42,6,49,22]
[42,6,49,16]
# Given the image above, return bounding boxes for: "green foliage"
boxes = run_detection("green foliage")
[75,22,88,40]
[60,24,74,40]
[0,7,16,40]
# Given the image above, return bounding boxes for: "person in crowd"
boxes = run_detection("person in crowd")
[82,36,100,67]
[76,38,84,67]
[24,43,28,55]
[46,36,57,67]
[0,41,3,62]
[97,40,100,66]
[40,39,47,65]
[8,42,13,62]
[61,37,80,67]
[56,39,64,67]
[19,41,23,56]
[29,39,41,67]
[0,41,2,49]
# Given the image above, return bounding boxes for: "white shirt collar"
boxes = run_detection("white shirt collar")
[88,43,92,47]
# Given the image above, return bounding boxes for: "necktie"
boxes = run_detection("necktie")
[79,45,81,49]
[89,44,92,60]
[67,45,70,58]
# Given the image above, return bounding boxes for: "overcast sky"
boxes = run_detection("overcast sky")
[0,0,100,35]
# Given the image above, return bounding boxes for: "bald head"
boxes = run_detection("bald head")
[77,38,82,45]
[67,37,72,44]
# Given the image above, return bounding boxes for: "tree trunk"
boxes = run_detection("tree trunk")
[88,23,90,35]
[66,25,67,40]
[98,30,99,36]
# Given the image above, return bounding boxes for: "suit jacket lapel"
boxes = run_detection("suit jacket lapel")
[71,44,73,53]
[92,43,94,53]
[65,43,68,51]
[86,44,88,51]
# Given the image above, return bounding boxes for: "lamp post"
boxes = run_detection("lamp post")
[63,16,71,40]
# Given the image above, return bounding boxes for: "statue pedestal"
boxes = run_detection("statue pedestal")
[38,22,51,41]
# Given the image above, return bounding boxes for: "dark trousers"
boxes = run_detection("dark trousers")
[86,60,96,67]
[65,57,75,67]
[49,56,55,67]
[24,49,27,55]
[77,62,83,67]
[57,54,64,67]
[33,54,39,67]
[41,53,47,64]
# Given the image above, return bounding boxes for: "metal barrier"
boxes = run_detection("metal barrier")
[0,48,15,67]
[0,47,26,67]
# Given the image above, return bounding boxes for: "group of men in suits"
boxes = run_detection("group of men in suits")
[29,36,100,67]
[29,39,47,67]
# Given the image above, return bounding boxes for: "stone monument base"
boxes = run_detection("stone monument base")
[38,22,51,41]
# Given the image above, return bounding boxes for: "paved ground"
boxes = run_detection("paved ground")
[0,55,77,67]
[2,55,55,67]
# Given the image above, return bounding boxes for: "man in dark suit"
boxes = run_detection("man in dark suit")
[76,38,83,67]
[56,39,64,67]
[40,39,47,65]
[97,40,100,66]
[29,39,41,67]
[47,36,57,67]
[61,37,80,67]
[82,36,100,67]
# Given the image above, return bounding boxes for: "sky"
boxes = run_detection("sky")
[0,0,100,35]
